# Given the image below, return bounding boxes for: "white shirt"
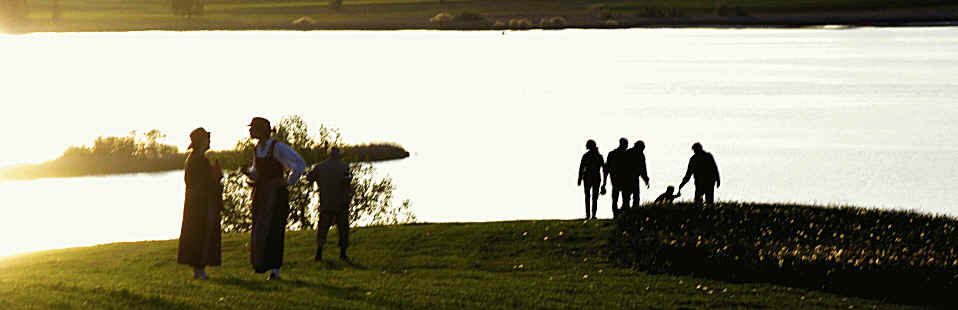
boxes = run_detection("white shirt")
[249,136,306,186]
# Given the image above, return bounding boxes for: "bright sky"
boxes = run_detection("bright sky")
[0,32,427,166]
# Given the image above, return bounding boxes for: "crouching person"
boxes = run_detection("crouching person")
[307,147,353,262]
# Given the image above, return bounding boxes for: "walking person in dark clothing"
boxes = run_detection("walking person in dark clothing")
[577,140,605,220]
[603,138,635,218]
[243,117,306,280]
[630,140,651,207]
[306,147,353,262]
[178,127,223,280]
[678,142,721,204]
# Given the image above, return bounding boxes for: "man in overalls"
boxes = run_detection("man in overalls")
[244,117,306,280]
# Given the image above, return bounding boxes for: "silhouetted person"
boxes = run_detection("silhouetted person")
[678,142,720,204]
[603,138,635,218]
[177,128,223,280]
[243,117,306,280]
[654,186,681,204]
[306,147,353,262]
[577,140,605,220]
[630,140,651,206]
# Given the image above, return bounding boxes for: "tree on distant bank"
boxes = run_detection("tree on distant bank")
[217,115,415,233]
[329,0,343,10]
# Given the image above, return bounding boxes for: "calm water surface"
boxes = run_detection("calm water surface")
[1,28,956,257]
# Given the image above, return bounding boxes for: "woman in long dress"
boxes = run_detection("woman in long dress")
[177,127,223,279]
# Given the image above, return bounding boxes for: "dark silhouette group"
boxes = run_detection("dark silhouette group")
[177,117,353,280]
[578,139,720,219]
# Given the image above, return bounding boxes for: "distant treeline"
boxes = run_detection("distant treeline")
[0,130,409,180]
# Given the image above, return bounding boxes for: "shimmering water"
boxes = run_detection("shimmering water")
[1,27,956,257]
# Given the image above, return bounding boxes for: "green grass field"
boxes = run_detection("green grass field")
[3,0,956,33]
[0,218,929,309]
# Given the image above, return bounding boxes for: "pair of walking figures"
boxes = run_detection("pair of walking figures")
[578,139,720,219]
[176,117,352,280]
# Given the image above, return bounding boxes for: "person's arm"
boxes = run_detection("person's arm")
[344,166,353,204]
[305,164,319,185]
[578,154,586,186]
[712,155,720,188]
[602,152,612,187]
[274,142,307,186]
[678,157,693,191]
[639,155,650,187]
[243,143,258,181]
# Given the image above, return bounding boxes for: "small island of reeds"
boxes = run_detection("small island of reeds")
[0,121,409,181]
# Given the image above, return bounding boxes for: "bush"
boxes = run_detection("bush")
[508,18,534,29]
[539,16,567,28]
[429,12,454,24]
[218,115,415,232]
[610,202,958,307]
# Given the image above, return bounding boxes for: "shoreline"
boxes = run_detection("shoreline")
[3,7,957,34]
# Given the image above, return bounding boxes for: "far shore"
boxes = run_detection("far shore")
[2,3,957,34]
[0,145,410,181]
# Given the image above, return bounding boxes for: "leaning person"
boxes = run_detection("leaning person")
[243,117,306,280]
[177,127,223,280]
[306,146,353,262]
[678,142,721,204]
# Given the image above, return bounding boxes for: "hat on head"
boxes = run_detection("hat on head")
[188,127,210,149]
[248,117,271,129]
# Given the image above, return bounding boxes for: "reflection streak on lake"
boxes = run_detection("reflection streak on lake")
[1,28,957,257]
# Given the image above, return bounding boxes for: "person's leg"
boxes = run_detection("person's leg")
[705,187,715,204]
[336,210,350,260]
[620,190,631,211]
[315,210,333,261]
[192,265,207,279]
[583,185,593,219]
[694,186,705,204]
[633,183,641,207]
[611,187,621,218]
[589,184,599,219]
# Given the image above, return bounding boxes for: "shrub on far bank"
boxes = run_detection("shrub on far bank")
[540,16,567,28]
[430,11,489,27]
[609,202,958,308]
[429,12,454,24]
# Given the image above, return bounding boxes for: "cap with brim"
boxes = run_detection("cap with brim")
[189,127,210,149]
[248,117,270,128]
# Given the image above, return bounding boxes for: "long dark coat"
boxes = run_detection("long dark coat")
[177,151,222,267]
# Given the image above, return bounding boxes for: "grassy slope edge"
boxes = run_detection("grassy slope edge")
[0,218,925,309]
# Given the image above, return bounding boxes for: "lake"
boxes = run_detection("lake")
[1,27,956,257]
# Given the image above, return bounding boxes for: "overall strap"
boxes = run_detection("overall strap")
[267,139,280,160]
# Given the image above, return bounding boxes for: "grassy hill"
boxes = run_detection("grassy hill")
[0,219,927,309]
